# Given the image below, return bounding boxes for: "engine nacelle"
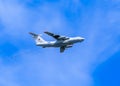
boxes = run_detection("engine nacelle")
[66,45,73,48]
[58,36,69,40]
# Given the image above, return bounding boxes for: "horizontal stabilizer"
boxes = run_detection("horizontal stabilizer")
[29,32,38,36]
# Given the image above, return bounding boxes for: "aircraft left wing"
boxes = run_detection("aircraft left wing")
[44,31,69,40]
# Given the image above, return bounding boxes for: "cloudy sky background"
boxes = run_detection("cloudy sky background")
[0,0,120,86]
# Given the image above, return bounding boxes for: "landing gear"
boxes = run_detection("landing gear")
[60,46,65,53]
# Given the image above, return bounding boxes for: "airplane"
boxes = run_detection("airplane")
[29,31,85,53]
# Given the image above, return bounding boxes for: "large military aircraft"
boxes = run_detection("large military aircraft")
[29,31,85,53]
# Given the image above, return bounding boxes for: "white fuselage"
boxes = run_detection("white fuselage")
[36,37,84,48]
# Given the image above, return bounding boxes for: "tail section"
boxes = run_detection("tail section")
[29,32,47,45]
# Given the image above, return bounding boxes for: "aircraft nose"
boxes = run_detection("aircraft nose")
[80,37,85,41]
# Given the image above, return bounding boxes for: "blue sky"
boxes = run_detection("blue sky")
[0,0,120,86]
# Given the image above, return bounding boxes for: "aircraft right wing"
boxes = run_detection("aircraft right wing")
[44,31,69,40]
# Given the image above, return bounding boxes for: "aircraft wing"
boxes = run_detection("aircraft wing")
[44,31,69,40]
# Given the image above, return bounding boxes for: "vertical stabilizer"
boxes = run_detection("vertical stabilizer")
[29,32,47,45]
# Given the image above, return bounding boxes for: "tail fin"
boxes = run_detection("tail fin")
[29,32,47,45]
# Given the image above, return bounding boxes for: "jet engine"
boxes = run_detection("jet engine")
[66,45,73,48]
[57,36,69,40]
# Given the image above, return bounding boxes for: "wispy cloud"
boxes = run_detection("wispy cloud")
[0,50,93,86]
[0,0,120,86]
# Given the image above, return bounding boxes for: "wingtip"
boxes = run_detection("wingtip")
[44,31,48,33]
[29,32,38,36]
[44,31,53,35]
[29,32,33,34]
[29,32,33,35]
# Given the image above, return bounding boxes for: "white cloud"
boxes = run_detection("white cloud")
[0,0,120,86]
[0,0,69,40]
[0,60,20,86]
[2,50,93,86]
